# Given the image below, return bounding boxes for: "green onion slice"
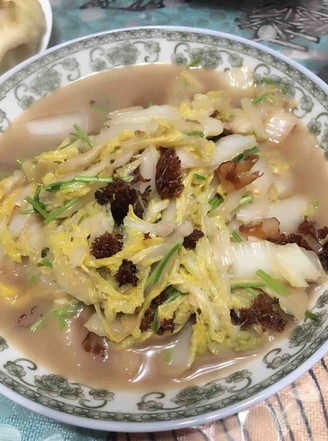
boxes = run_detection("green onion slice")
[210,195,223,210]
[256,269,289,296]
[231,230,243,243]
[44,197,80,224]
[188,57,201,67]
[231,281,266,290]
[186,131,204,138]
[147,243,181,287]
[305,310,321,322]
[194,173,207,181]
[251,93,269,104]
[232,146,259,162]
[71,124,94,149]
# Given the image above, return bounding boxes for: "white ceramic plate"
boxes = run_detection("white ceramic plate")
[39,0,53,52]
[0,26,328,433]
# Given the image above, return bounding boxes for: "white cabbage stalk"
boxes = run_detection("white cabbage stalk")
[144,199,169,223]
[248,157,273,198]
[99,105,182,144]
[85,312,107,336]
[215,189,244,221]
[139,146,159,193]
[159,325,193,376]
[220,66,255,90]
[176,148,199,169]
[265,109,297,143]
[267,195,308,233]
[8,213,30,237]
[227,110,254,134]
[272,174,293,198]
[177,134,257,169]
[277,287,308,321]
[204,217,231,272]
[156,221,176,237]
[241,98,267,140]
[237,198,269,223]
[199,116,223,137]
[226,241,322,287]
[236,195,308,233]
[25,112,89,138]
[210,134,257,169]
[161,199,177,222]
[80,210,114,238]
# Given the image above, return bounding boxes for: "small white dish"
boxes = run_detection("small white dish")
[39,0,53,52]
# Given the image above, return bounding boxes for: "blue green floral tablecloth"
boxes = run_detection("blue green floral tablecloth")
[1,1,328,440]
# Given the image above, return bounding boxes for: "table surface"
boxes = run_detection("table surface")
[1,0,328,440]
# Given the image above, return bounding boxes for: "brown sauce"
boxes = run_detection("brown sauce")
[0,64,327,391]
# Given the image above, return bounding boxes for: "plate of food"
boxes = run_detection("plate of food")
[0,0,52,75]
[0,26,327,432]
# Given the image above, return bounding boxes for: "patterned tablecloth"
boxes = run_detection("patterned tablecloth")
[1,1,328,440]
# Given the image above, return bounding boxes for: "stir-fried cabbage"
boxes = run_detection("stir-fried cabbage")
[0,67,325,370]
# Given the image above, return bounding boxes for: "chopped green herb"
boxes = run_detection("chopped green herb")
[313,199,320,209]
[30,316,47,332]
[231,281,266,290]
[33,184,42,204]
[188,57,202,68]
[43,175,115,192]
[147,242,181,287]
[165,346,175,363]
[251,93,269,104]
[261,76,277,86]
[30,301,82,332]
[44,197,80,224]
[16,159,24,167]
[30,274,40,283]
[232,146,259,162]
[305,310,321,322]
[90,104,111,113]
[256,269,289,296]
[52,302,83,330]
[162,287,184,304]
[259,76,288,94]
[186,131,204,138]
[71,124,94,149]
[39,249,52,267]
[231,230,243,243]
[239,194,254,206]
[194,173,207,181]
[184,80,191,87]
[246,287,259,297]
[151,310,159,333]
[147,101,153,108]
[210,195,223,210]
[150,287,184,333]
[59,139,76,150]
[25,196,48,219]
[40,257,53,268]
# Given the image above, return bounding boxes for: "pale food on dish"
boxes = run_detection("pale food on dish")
[0,0,46,74]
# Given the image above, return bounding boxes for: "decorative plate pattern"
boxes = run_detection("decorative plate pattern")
[0,27,328,431]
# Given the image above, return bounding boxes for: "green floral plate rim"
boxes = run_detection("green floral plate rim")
[0,26,328,432]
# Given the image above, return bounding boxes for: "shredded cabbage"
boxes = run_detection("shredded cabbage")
[0,68,323,370]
